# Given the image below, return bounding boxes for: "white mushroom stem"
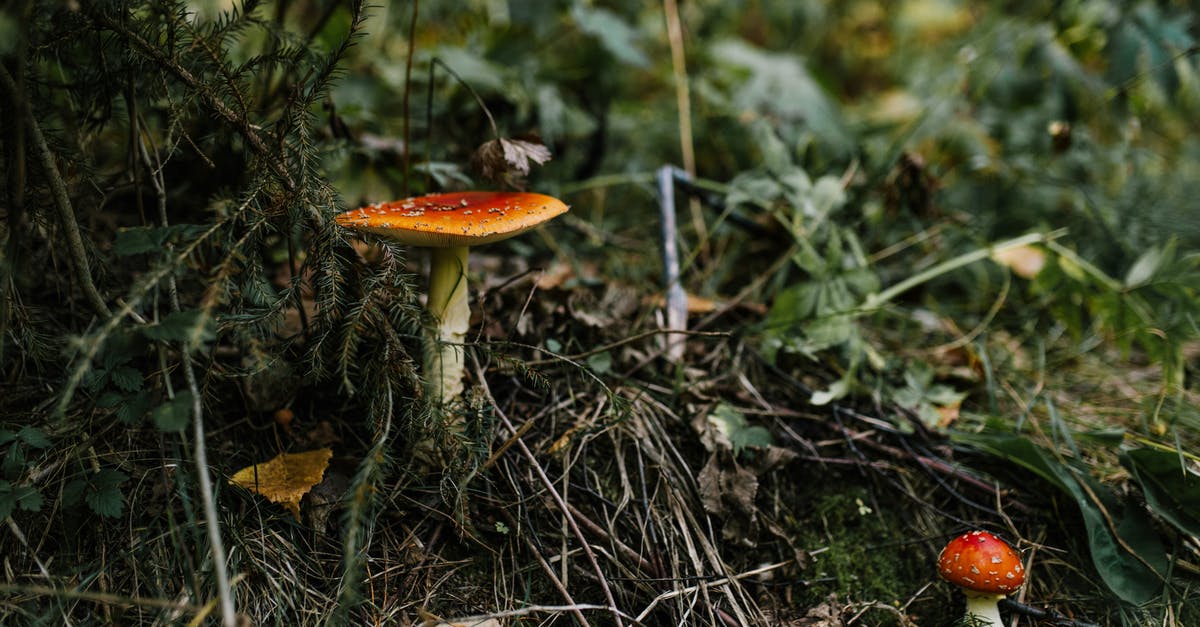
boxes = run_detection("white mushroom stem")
[962,593,1004,626]
[426,245,470,405]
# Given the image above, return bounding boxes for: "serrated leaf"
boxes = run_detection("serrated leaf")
[116,389,157,425]
[96,391,125,409]
[16,426,50,449]
[229,448,333,519]
[153,392,194,432]
[109,366,144,392]
[85,469,128,518]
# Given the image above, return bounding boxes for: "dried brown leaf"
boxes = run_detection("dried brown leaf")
[471,135,552,189]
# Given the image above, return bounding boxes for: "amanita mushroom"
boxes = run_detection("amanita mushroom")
[336,191,568,405]
[937,530,1026,626]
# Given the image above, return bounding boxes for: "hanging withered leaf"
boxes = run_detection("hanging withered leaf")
[229,448,332,519]
[471,135,552,190]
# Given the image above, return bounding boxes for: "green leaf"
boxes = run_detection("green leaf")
[16,426,50,449]
[109,366,144,392]
[115,389,157,425]
[3,444,26,478]
[140,310,215,346]
[0,430,15,446]
[586,351,612,375]
[1123,448,1200,538]
[15,485,43,512]
[153,392,194,432]
[0,481,43,519]
[708,403,773,455]
[957,433,1167,604]
[113,224,207,256]
[85,469,128,518]
[1124,246,1163,288]
[571,5,649,68]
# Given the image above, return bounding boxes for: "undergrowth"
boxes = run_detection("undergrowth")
[2,1,1199,626]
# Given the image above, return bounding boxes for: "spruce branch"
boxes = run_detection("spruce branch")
[87,8,297,191]
[0,63,111,319]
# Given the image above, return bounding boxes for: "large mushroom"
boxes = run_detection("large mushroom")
[937,530,1026,626]
[336,191,568,405]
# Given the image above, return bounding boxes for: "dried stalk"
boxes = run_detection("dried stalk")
[0,63,110,319]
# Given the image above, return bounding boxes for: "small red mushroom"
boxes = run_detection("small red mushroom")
[938,530,1026,626]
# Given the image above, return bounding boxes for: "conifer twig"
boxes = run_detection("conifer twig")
[88,9,296,191]
[0,63,110,319]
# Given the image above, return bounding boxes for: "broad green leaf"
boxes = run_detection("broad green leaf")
[1123,448,1200,538]
[711,39,852,154]
[957,433,1167,604]
[153,392,195,432]
[586,351,612,375]
[16,426,50,449]
[429,46,508,92]
[0,430,15,446]
[570,5,649,68]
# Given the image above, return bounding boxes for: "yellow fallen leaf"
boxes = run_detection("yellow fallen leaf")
[229,448,332,519]
[992,244,1047,279]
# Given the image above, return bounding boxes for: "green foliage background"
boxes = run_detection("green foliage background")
[1,0,1198,624]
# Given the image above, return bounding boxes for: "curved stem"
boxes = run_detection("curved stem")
[426,246,469,405]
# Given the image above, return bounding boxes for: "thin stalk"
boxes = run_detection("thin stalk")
[401,0,418,195]
[138,133,236,626]
[0,64,110,319]
[662,0,708,259]
[863,230,1067,311]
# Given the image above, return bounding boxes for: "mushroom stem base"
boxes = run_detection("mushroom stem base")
[427,246,470,406]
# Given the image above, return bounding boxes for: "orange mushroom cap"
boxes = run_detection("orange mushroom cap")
[937,530,1026,596]
[335,191,568,248]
